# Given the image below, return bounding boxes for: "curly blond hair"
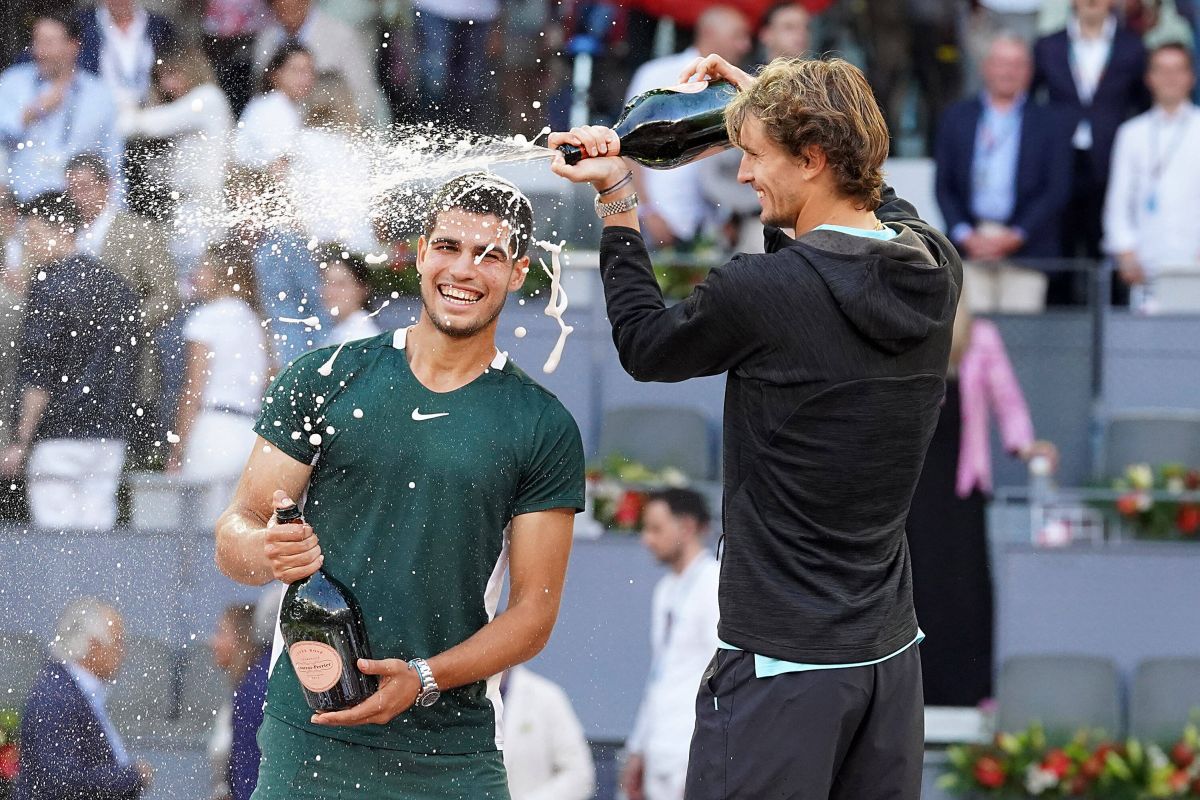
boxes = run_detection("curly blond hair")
[726,57,890,210]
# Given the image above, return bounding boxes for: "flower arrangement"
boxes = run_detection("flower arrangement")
[941,723,1200,798]
[0,708,19,799]
[1102,464,1200,540]
[587,455,690,531]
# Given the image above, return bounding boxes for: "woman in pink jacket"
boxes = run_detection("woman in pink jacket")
[906,298,1057,706]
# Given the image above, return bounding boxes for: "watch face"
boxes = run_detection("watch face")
[420,690,441,707]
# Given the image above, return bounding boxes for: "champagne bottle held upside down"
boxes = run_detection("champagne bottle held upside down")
[276,503,379,712]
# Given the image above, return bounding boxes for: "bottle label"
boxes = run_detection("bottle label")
[665,80,709,94]
[289,641,343,692]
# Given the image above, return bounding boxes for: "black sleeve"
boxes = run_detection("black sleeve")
[16,275,63,391]
[599,226,761,382]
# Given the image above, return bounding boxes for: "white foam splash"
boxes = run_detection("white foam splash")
[534,240,573,374]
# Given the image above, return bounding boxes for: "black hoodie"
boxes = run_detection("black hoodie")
[599,186,962,663]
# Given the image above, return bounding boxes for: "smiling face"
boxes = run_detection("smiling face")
[416,208,529,339]
[736,113,808,229]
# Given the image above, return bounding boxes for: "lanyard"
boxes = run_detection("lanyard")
[1150,110,1192,182]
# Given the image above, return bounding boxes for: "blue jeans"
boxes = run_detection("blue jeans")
[413,10,493,128]
[255,231,327,366]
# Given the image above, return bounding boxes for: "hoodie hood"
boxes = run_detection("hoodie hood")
[766,223,959,355]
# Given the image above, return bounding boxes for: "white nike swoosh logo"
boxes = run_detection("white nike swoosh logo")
[411,409,450,421]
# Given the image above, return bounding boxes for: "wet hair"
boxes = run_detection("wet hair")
[262,40,312,94]
[726,57,890,210]
[65,151,111,184]
[20,191,82,232]
[201,238,263,316]
[646,487,711,529]
[424,172,534,260]
[33,10,81,43]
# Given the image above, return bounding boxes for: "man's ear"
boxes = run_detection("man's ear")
[508,255,531,292]
[415,235,428,275]
[798,144,827,179]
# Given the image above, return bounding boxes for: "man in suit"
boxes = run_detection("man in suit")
[1034,0,1149,275]
[16,599,151,800]
[937,34,1074,310]
[75,0,175,111]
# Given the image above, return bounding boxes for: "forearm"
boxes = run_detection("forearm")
[14,386,49,446]
[426,598,560,692]
[215,504,273,585]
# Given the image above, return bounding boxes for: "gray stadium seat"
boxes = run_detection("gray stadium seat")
[1130,658,1200,744]
[1101,410,1200,479]
[110,637,178,740]
[0,632,47,710]
[996,655,1123,742]
[598,406,715,481]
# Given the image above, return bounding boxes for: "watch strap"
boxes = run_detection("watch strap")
[594,191,639,219]
[408,657,440,705]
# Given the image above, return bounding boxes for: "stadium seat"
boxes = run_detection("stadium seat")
[1101,410,1200,479]
[0,632,47,710]
[1129,658,1200,744]
[996,655,1123,742]
[598,406,715,481]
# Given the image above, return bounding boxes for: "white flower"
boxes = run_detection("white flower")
[1148,744,1170,770]
[1024,765,1059,795]
[1167,476,1185,495]
[1127,463,1154,490]
[1136,491,1154,512]
[660,467,688,487]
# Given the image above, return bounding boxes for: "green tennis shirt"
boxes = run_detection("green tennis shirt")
[253,327,585,755]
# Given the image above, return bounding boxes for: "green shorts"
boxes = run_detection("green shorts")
[252,714,511,800]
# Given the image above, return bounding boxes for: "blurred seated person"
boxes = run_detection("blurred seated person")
[233,41,315,168]
[625,6,752,249]
[936,34,1074,311]
[209,603,259,800]
[17,599,152,799]
[905,296,1057,706]
[228,583,283,800]
[1103,42,1200,313]
[202,0,270,115]
[75,0,176,111]
[319,244,380,344]
[758,1,811,61]
[500,665,595,800]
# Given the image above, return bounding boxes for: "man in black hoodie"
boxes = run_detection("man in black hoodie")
[551,55,961,800]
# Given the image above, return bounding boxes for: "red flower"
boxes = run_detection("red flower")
[1068,774,1091,796]
[973,755,1006,789]
[613,490,644,528]
[1185,470,1200,490]
[1042,748,1072,779]
[1171,740,1195,769]
[0,744,18,780]
[1116,492,1142,516]
[1169,769,1191,794]
[1177,504,1200,536]
[1080,753,1105,780]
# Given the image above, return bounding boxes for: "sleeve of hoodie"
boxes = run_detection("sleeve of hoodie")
[599,226,762,382]
[876,183,963,289]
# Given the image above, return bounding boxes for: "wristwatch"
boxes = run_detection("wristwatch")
[408,657,441,707]
[594,191,639,219]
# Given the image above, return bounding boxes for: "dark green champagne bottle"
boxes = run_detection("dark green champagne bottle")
[276,503,379,712]
[558,79,738,169]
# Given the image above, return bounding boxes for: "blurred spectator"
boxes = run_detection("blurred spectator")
[1104,41,1200,311]
[233,41,315,167]
[500,665,595,800]
[0,186,22,280]
[935,34,1074,311]
[65,152,179,448]
[252,0,388,125]
[906,297,1057,706]
[16,598,152,799]
[203,0,270,115]
[167,240,267,481]
[0,11,120,202]
[119,46,233,276]
[319,245,380,343]
[626,5,752,248]
[75,0,176,112]
[0,194,139,529]
[1034,0,1149,272]
[256,227,326,366]
[621,488,719,800]
[758,1,810,61]
[229,583,281,800]
[289,72,378,251]
[409,0,500,129]
[209,603,257,800]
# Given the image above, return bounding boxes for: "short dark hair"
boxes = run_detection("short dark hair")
[646,487,711,529]
[20,192,82,231]
[65,152,111,184]
[1149,41,1194,71]
[761,1,807,31]
[424,173,535,260]
[316,243,372,288]
[33,10,81,42]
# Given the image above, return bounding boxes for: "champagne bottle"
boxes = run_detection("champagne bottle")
[558,80,738,169]
[276,504,379,712]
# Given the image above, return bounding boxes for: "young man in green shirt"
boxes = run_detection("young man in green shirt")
[215,173,586,799]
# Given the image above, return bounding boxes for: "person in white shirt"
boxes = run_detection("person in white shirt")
[234,42,315,168]
[621,488,721,800]
[79,0,176,112]
[624,6,752,249]
[319,245,381,345]
[1104,41,1200,312]
[167,239,269,482]
[500,665,595,800]
[120,46,234,275]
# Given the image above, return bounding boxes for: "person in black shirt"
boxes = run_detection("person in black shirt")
[551,56,961,800]
[0,193,139,529]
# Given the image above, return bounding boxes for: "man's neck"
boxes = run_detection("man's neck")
[406,317,499,393]
[1076,14,1109,40]
[669,541,705,575]
[1158,98,1190,117]
[794,192,880,236]
[985,91,1023,112]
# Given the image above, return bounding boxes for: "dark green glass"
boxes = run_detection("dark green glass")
[558,79,738,169]
[276,504,379,712]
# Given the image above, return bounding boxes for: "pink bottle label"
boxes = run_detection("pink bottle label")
[289,641,342,692]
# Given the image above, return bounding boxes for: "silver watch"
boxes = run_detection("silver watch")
[408,657,441,707]
[594,191,639,219]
